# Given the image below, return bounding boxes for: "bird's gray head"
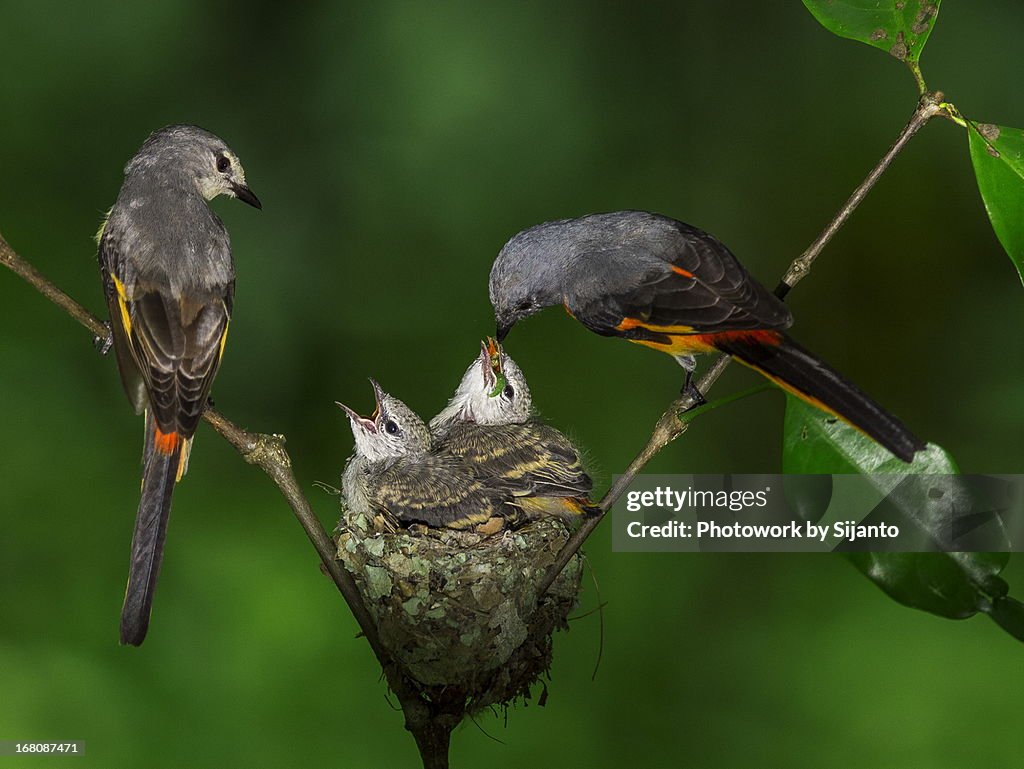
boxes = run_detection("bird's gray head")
[125,124,261,209]
[337,379,431,463]
[490,211,679,340]
[430,339,532,433]
[489,218,582,341]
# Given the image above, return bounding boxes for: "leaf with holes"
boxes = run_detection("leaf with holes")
[802,0,940,64]
[783,395,1024,641]
[782,395,952,475]
[968,121,1024,284]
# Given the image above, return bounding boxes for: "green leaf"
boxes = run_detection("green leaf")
[988,596,1024,642]
[802,0,940,65]
[782,396,1020,640]
[782,394,954,475]
[968,121,1024,284]
[675,384,771,425]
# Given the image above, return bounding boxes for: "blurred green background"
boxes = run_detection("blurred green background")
[2,2,1022,766]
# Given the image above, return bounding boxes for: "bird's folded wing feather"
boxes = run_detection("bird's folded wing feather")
[574,225,792,336]
[100,233,231,437]
[438,422,592,499]
[367,455,507,528]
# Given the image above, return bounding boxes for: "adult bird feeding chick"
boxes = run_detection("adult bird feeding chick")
[489,210,925,463]
[338,379,511,529]
[98,124,261,646]
[431,339,597,521]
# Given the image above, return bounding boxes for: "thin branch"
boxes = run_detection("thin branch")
[777,92,942,297]
[0,232,383,654]
[1,239,109,338]
[907,61,928,99]
[199,411,386,655]
[0,232,450,768]
[537,92,944,597]
[1,91,951,769]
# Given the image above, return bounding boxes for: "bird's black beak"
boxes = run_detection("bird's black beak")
[232,183,262,210]
[336,401,376,434]
[368,378,384,422]
[496,321,513,342]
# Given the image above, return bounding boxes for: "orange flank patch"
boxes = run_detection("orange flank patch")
[628,336,715,355]
[153,427,182,456]
[621,326,783,356]
[670,265,695,278]
[562,301,576,319]
[615,316,697,335]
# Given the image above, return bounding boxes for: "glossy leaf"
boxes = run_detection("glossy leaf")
[968,121,1024,284]
[802,0,940,63]
[782,394,954,475]
[676,384,771,425]
[988,596,1024,642]
[783,474,833,525]
[783,396,1023,640]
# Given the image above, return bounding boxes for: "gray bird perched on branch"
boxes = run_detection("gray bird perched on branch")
[431,339,597,521]
[489,210,924,462]
[339,379,511,530]
[97,124,261,646]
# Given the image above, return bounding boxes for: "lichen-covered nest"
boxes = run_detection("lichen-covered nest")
[335,506,583,710]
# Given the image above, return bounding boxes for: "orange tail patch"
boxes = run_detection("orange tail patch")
[153,427,182,456]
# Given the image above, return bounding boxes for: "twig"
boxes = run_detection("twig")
[1,238,109,338]
[200,412,384,650]
[0,233,382,654]
[536,93,945,598]
[0,91,951,769]
[777,92,942,297]
[0,232,451,769]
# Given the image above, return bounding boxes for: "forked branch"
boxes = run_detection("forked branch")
[536,92,945,597]
[0,233,449,768]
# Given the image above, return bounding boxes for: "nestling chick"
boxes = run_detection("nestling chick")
[431,339,597,521]
[339,379,509,529]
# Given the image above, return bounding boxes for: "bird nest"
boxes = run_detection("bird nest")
[335,506,583,711]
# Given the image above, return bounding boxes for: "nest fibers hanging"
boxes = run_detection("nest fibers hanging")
[335,505,583,711]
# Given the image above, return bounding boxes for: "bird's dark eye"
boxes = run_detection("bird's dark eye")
[216,155,231,173]
[384,420,400,435]
[503,384,515,399]
[515,299,532,312]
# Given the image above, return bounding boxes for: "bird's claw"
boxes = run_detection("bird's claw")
[679,373,707,411]
[93,321,113,355]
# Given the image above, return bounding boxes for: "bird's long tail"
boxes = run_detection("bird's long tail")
[120,413,181,646]
[710,330,925,463]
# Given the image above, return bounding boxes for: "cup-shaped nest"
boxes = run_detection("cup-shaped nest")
[335,505,583,711]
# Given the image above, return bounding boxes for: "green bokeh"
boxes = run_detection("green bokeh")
[2,2,1022,767]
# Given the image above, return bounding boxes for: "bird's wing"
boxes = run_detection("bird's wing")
[367,455,509,529]
[439,422,592,500]
[99,231,147,413]
[574,223,792,337]
[101,230,230,438]
[129,290,230,438]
